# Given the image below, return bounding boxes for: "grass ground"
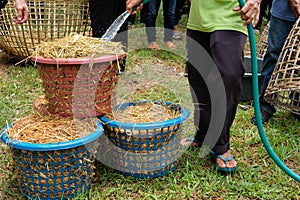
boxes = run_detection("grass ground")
[0,13,299,200]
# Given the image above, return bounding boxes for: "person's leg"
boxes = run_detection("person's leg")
[254,0,268,31]
[144,0,161,47]
[163,0,176,49]
[115,0,128,47]
[173,0,186,40]
[186,29,211,148]
[209,30,246,154]
[259,16,295,116]
[186,29,245,171]
[89,0,127,40]
[140,4,147,23]
[209,30,246,170]
[89,0,127,72]
[127,14,136,29]
[174,0,185,26]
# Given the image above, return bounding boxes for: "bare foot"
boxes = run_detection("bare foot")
[215,150,237,169]
[149,42,161,51]
[165,41,176,50]
[180,136,201,147]
[180,139,199,147]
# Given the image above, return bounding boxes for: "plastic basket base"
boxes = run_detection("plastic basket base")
[122,164,177,179]
[22,187,90,200]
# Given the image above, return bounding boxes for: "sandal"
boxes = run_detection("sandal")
[210,151,237,173]
[172,31,182,40]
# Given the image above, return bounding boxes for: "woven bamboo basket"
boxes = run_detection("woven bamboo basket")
[256,22,270,58]
[265,18,300,115]
[244,22,269,57]
[0,0,91,60]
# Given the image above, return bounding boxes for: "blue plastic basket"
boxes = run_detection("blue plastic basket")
[98,101,189,178]
[112,134,180,178]
[1,122,103,200]
[100,101,189,151]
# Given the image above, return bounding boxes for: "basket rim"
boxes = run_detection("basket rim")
[99,101,190,130]
[0,122,103,151]
[31,54,126,65]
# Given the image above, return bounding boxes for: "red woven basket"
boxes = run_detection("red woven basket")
[32,54,125,118]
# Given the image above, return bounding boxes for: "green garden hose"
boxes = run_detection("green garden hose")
[238,0,300,183]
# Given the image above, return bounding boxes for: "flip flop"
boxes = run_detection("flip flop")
[210,151,237,173]
[172,32,183,40]
[180,136,201,149]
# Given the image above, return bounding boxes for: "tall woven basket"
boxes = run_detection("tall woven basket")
[0,0,91,60]
[265,18,300,114]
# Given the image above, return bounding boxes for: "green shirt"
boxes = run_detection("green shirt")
[187,0,247,35]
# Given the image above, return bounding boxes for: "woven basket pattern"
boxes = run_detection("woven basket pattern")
[12,146,94,200]
[265,18,300,114]
[104,124,181,151]
[111,135,180,178]
[38,58,121,118]
[256,22,269,58]
[0,0,91,60]
[98,101,189,178]
[97,132,181,179]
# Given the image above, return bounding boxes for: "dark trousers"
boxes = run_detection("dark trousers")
[174,0,185,26]
[174,0,190,26]
[259,16,295,115]
[186,29,246,154]
[89,0,128,71]
[255,0,272,30]
[143,0,176,43]
[89,0,128,47]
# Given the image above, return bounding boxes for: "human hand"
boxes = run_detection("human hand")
[126,0,143,14]
[13,0,29,24]
[289,0,300,18]
[233,0,260,27]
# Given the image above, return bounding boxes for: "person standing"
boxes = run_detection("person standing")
[89,0,143,72]
[251,0,300,124]
[127,14,137,29]
[142,0,177,51]
[89,0,139,44]
[181,0,260,173]
[173,0,190,40]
